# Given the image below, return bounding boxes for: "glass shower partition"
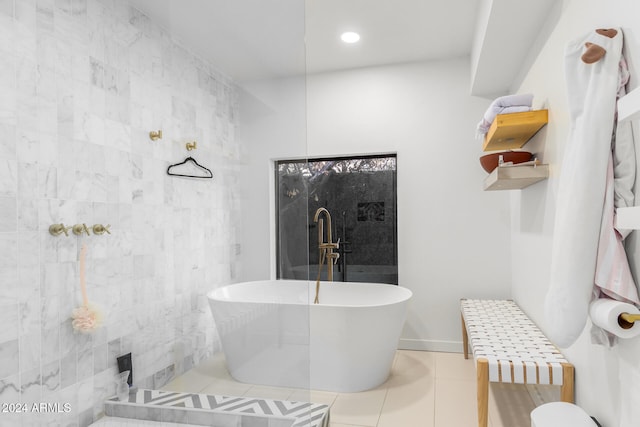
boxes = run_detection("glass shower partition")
[164,0,314,409]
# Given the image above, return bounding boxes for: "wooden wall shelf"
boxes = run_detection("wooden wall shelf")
[482,110,548,151]
[483,164,549,191]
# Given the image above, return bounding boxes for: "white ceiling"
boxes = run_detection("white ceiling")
[127,0,556,97]
[304,0,478,75]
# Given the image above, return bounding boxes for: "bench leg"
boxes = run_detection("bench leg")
[461,313,469,359]
[560,363,575,403]
[477,358,489,427]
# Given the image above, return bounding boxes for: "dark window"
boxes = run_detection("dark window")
[275,154,398,284]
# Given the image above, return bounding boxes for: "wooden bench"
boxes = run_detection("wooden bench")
[460,299,575,427]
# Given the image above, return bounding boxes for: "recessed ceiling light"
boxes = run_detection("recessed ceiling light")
[340,31,360,44]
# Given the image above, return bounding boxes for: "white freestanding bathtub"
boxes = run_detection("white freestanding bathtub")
[207,280,412,393]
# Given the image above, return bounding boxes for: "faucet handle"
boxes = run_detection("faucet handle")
[49,223,71,236]
[320,242,339,250]
[323,249,340,264]
[72,223,91,236]
[92,224,111,235]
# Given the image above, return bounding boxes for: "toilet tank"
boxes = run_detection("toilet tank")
[531,402,597,427]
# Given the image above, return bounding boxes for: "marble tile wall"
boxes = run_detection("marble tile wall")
[0,0,242,425]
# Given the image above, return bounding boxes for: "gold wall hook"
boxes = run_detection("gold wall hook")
[49,223,71,236]
[186,141,197,151]
[149,130,163,141]
[72,223,91,236]
[92,224,111,235]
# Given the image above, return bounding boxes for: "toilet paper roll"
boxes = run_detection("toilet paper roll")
[589,299,640,339]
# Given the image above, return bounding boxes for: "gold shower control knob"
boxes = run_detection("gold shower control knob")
[49,223,71,236]
[92,224,111,235]
[72,223,91,236]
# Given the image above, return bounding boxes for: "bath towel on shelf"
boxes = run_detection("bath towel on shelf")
[476,93,534,135]
[544,27,639,349]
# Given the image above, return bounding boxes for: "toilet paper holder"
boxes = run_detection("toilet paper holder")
[619,312,640,329]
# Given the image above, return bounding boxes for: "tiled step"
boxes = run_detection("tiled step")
[104,389,330,427]
[90,417,202,427]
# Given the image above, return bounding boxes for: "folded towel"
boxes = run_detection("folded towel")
[477,93,534,135]
[477,106,532,134]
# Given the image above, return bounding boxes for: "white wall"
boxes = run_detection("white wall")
[238,59,511,351]
[239,58,513,351]
[512,0,640,425]
[303,58,513,351]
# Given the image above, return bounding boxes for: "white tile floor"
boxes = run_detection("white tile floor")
[161,350,548,427]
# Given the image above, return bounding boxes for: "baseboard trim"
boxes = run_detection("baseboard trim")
[398,338,463,353]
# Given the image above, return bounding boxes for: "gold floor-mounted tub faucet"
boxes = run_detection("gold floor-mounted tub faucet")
[313,207,340,304]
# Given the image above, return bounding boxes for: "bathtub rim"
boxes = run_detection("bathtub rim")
[207,279,412,308]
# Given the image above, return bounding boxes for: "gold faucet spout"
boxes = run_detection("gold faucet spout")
[313,207,333,244]
[313,207,340,303]
[313,207,330,223]
[314,208,338,249]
